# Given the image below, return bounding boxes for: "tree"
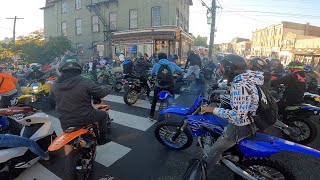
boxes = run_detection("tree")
[194,35,208,47]
[42,36,73,63]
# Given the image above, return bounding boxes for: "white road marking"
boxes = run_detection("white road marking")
[109,110,155,131]
[95,141,131,167]
[104,94,180,109]
[15,162,62,180]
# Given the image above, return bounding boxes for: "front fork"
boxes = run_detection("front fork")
[273,119,295,135]
[171,120,188,141]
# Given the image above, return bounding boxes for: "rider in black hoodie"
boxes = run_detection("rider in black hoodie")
[135,56,151,99]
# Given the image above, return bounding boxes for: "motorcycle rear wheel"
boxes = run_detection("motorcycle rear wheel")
[234,158,295,180]
[114,81,123,92]
[282,118,317,145]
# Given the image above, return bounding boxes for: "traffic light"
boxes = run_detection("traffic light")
[175,28,181,41]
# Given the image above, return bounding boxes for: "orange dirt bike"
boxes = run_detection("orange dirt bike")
[48,104,111,180]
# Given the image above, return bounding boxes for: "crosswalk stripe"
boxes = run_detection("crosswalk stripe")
[104,94,180,110]
[109,110,155,131]
[15,162,62,180]
[95,141,131,167]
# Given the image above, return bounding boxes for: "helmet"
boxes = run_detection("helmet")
[31,65,40,70]
[304,65,313,72]
[287,61,304,70]
[270,59,281,67]
[221,54,247,81]
[59,55,82,72]
[247,57,268,72]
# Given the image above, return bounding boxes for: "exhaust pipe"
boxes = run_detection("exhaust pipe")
[221,159,257,180]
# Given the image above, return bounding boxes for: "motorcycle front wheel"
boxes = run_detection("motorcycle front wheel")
[154,120,193,150]
[113,81,123,92]
[123,88,139,105]
[282,118,317,145]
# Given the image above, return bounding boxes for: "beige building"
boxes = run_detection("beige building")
[213,43,232,53]
[230,37,250,53]
[235,41,252,56]
[252,21,320,58]
[281,32,320,66]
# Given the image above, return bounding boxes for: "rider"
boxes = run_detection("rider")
[200,54,261,164]
[304,65,318,94]
[247,57,271,88]
[122,57,134,76]
[149,53,182,121]
[135,55,151,100]
[184,51,202,79]
[26,65,45,81]
[0,67,18,107]
[270,59,284,80]
[271,61,306,114]
[48,55,112,144]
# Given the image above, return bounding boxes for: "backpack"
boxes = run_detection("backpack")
[156,64,174,88]
[253,85,278,131]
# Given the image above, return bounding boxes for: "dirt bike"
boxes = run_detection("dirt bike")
[48,104,111,180]
[0,105,56,179]
[21,75,57,101]
[123,76,155,105]
[97,67,116,85]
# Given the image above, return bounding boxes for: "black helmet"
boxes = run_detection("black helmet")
[248,57,268,72]
[221,54,247,81]
[270,58,281,67]
[59,55,82,72]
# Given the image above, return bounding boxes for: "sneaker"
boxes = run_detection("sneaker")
[148,116,154,121]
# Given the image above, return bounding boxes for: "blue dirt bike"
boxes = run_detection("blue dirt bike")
[154,97,320,179]
[157,90,174,121]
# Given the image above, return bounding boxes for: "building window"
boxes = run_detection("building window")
[179,13,183,27]
[75,0,81,9]
[61,21,67,36]
[92,16,99,32]
[176,9,179,26]
[151,7,161,27]
[109,12,117,30]
[92,0,98,3]
[129,9,138,29]
[92,41,98,54]
[75,18,82,35]
[62,1,67,13]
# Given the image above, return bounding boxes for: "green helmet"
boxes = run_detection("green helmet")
[287,61,304,70]
[59,55,82,72]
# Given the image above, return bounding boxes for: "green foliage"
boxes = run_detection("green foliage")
[0,30,73,64]
[194,35,208,47]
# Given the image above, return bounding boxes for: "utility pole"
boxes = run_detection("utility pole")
[6,16,24,45]
[208,0,216,59]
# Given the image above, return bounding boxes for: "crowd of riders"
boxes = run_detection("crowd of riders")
[1,49,320,179]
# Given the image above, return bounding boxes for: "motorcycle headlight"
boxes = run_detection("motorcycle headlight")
[32,86,39,93]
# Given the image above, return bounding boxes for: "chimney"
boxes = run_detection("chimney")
[305,22,310,36]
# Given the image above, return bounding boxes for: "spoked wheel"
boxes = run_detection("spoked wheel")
[158,102,169,122]
[76,144,97,180]
[154,120,193,150]
[235,159,295,180]
[282,119,317,145]
[107,75,116,85]
[113,81,123,92]
[123,89,139,105]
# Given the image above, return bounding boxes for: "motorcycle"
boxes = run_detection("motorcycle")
[48,104,111,180]
[155,101,320,179]
[97,67,116,85]
[123,76,155,105]
[304,92,320,107]
[113,74,133,92]
[0,105,56,179]
[157,91,174,121]
[21,75,57,101]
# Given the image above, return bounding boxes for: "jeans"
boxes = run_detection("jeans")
[184,65,200,79]
[206,124,256,164]
[149,87,174,118]
[0,134,48,158]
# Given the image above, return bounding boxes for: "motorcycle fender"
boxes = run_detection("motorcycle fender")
[160,106,190,116]
[0,147,28,163]
[16,112,51,126]
[30,121,54,141]
[48,129,89,151]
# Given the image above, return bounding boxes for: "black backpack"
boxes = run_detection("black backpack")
[156,64,174,88]
[253,85,278,131]
[305,71,318,93]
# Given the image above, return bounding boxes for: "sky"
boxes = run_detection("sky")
[1,0,320,43]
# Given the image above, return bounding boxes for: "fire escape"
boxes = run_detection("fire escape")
[86,0,119,43]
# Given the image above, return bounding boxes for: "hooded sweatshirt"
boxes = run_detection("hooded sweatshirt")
[151,59,182,87]
[213,70,264,126]
[49,73,111,130]
[134,59,150,77]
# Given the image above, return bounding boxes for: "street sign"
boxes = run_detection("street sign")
[97,45,104,52]
[99,51,104,57]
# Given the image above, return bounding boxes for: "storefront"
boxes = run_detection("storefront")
[111,26,194,63]
[293,48,320,66]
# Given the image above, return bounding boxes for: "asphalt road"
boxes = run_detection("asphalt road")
[15,89,320,180]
